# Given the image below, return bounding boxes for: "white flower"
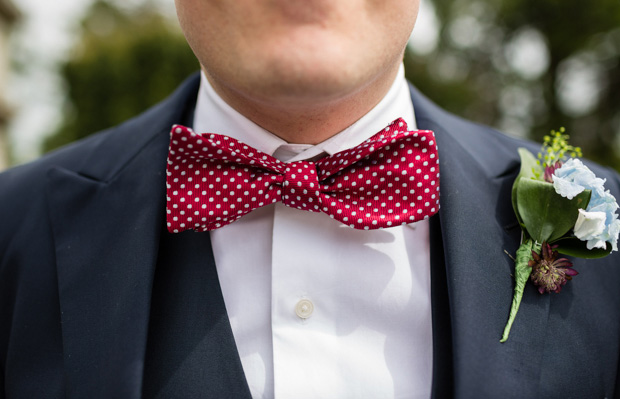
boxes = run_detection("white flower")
[553,158,620,251]
[573,209,607,249]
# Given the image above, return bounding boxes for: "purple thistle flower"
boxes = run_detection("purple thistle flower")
[529,242,578,294]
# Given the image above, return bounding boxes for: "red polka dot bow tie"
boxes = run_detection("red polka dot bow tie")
[166,118,440,232]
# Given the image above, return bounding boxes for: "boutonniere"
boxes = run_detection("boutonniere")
[501,129,620,342]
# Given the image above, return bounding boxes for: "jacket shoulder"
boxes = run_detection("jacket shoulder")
[409,81,620,193]
[0,72,200,242]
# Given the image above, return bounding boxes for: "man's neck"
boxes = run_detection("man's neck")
[202,62,402,145]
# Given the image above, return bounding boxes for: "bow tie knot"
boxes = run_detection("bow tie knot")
[281,161,322,212]
[166,118,440,232]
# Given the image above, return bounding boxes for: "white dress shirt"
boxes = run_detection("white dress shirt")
[194,64,433,399]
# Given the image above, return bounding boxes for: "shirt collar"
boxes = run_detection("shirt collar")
[193,64,416,162]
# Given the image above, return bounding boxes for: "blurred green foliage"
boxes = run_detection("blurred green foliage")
[405,0,620,169]
[43,0,198,152]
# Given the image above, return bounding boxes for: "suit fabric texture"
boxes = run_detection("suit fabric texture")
[1,73,619,398]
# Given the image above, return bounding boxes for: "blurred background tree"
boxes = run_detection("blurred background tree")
[405,0,620,169]
[43,0,197,151]
[43,0,620,171]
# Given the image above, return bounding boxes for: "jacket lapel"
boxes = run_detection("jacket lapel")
[411,85,551,397]
[141,229,252,398]
[46,75,201,398]
[428,213,454,398]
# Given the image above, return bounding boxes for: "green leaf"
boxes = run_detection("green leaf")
[516,178,591,243]
[512,148,543,230]
[553,236,612,258]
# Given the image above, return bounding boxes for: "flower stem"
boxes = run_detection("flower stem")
[500,240,539,342]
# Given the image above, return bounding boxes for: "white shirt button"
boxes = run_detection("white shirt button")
[295,299,314,319]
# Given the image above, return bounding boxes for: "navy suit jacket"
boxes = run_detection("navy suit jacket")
[1,73,619,398]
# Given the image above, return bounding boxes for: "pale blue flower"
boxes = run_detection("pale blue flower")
[552,159,605,199]
[553,158,620,251]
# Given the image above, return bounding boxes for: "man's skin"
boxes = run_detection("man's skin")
[175,0,420,144]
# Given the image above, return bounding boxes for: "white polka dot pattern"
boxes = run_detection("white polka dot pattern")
[166,118,440,232]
